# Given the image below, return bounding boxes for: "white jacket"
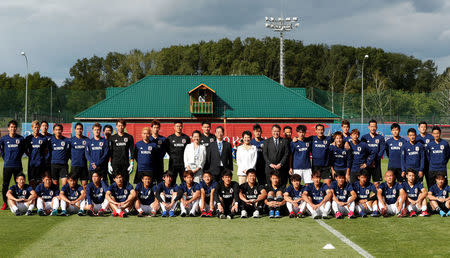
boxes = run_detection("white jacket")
[236,145,257,176]
[183,143,206,171]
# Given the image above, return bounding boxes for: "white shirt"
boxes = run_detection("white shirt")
[183,143,206,171]
[236,144,257,176]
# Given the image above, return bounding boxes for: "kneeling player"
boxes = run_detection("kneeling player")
[178,171,201,217]
[85,172,109,216]
[106,173,136,218]
[240,169,267,218]
[377,170,407,217]
[35,173,60,216]
[353,170,379,217]
[215,169,239,219]
[264,170,286,218]
[428,173,450,217]
[6,173,36,216]
[156,171,179,217]
[200,171,217,217]
[135,172,158,217]
[303,170,332,219]
[284,174,306,218]
[60,175,86,216]
[402,169,429,217]
[331,173,357,219]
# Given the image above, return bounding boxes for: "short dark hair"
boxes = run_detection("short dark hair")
[358,169,370,178]
[7,120,18,127]
[163,170,175,178]
[222,169,233,178]
[183,170,194,178]
[253,124,262,132]
[315,124,324,130]
[42,172,51,180]
[202,170,212,176]
[114,173,123,179]
[103,124,113,132]
[68,174,79,181]
[296,125,306,133]
[272,124,281,130]
[141,172,152,179]
[435,173,446,180]
[74,122,83,129]
[15,173,26,180]
[90,171,102,177]
[291,174,301,182]
[270,170,280,178]
[350,128,360,136]
[116,119,127,126]
[216,126,224,133]
[407,128,417,135]
[333,131,343,139]
[201,121,211,126]
[312,170,321,178]
[150,120,161,127]
[431,126,441,133]
[246,168,256,176]
[174,120,183,125]
[242,130,252,138]
[391,123,400,131]
[406,168,417,175]
[418,121,427,127]
[368,119,377,125]
[53,123,63,130]
[92,123,102,130]
[283,126,292,131]
[341,120,350,127]
[41,121,49,126]
[192,130,201,137]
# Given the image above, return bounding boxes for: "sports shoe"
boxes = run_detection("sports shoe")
[1,203,8,210]
[112,210,119,217]
[275,210,281,218]
[447,210,450,217]
[200,210,207,217]
[380,208,387,217]
[189,212,196,217]
[161,211,168,217]
[119,211,128,218]
[399,209,407,218]
[269,209,275,218]
[312,214,321,219]
[169,210,175,217]
[207,210,213,217]
[50,209,58,216]
[38,209,46,216]
[335,211,343,219]
[14,210,21,216]
[371,211,380,217]
[219,214,226,219]
[241,210,248,218]
[296,211,303,218]
[420,210,430,217]
[289,211,295,218]
[359,211,367,218]
[440,210,447,217]
[180,212,187,217]
[87,209,95,216]
[97,209,106,216]
[137,211,144,217]
[226,215,233,219]
[253,210,260,218]
[60,210,69,216]
[348,211,355,219]
[150,211,157,217]
[25,210,32,216]
[77,210,85,216]
[409,211,417,217]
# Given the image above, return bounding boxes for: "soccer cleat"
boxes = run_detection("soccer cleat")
[137,211,144,217]
[207,210,213,217]
[38,209,46,216]
[241,210,248,218]
[253,210,260,218]
[289,211,295,218]
[274,210,281,218]
[371,211,380,217]
[359,211,367,218]
[169,210,175,217]
[14,210,21,216]
[296,211,303,218]
[439,210,447,217]
[189,212,196,217]
[180,212,187,217]
[150,211,157,217]
[400,209,408,217]
[77,210,85,216]
[1,203,8,210]
[161,211,168,217]
[50,209,58,216]
[420,210,430,217]
[226,215,232,219]
[25,210,32,216]
[87,209,95,217]
[380,208,387,217]
[119,211,127,218]
[348,211,355,219]
[200,210,207,217]
[269,209,275,218]
[112,210,119,217]
[409,211,417,217]
[322,214,330,219]
[97,209,106,217]
[60,210,69,216]
[219,214,226,219]
[447,210,450,217]
[335,211,343,219]
[312,214,321,219]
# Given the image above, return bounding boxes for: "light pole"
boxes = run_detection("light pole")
[361,54,369,125]
[21,51,29,134]
[265,16,299,86]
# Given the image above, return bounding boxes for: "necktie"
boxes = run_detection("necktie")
[275,138,278,149]
[218,142,222,155]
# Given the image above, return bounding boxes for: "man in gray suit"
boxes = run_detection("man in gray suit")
[263,124,290,186]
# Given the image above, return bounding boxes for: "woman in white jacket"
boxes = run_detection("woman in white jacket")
[184,130,206,183]
[236,131,258,185]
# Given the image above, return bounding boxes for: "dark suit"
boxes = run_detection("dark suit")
[263,137,290,186]
[204,140,233,182]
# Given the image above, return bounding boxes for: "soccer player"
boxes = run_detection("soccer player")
[361,120,385,187]
[106,173,136,218]
[330,173,356,219]
[135,172,158,217]
[426,126,449,184]
[86,123,109,185]
[417,121,434,186]
[178,170,201,217]
[69,123,89,188]
[156,171,180,217]
[239,169,267,218]
[303,170,332,219]
[59,175,86,216]
[108,119,135,184]
[200,171,217,217]
[329,131,352,181]
[250,124,266,185]
[284,174,306,218]
[49,123,70,187]
[401,128,424,181]
[40,121,52,172]
[7,173,36,216]
[428,173,450,217]
[348,129,375,184]
[149,120,166,184]
[25,120,48,188]
[35,173,60,216]
[134,127,158,184]
[103,124,113,140]
[402,169,429,217]
[215,169,239,219]
[200,121,216,147]
[0,120,26,210]
[377,170,407,217]
[341,120,351,143]
[165,120,191,183]
[85,171,109,216]
[265,170,286,218]
[353,170,379,217]
[283,126,293,142]
[290,125,312,185]
[310,124,332,186]
[385,123,407,182]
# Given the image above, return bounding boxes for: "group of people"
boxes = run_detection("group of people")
[1,118,449,219]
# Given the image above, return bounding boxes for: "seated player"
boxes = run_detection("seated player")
[178,170,201,217]
[215,169,239,219]
[200,171,217,217]
[59,175,86,216]
[85,171,109,216]
[6,173,36,216]
[156,171,179,217]
[303,170,332,219]
[353,170,379,217]
[284,174,306,218]
[330,173,357,219]
[427,173,450,217]
[135,172,158,217]
[239,169,267,218]
[106,173,136,218]
[35,173,60,216]
[402,169,429,217]
[264,170,286,218]
[377,170,407,217]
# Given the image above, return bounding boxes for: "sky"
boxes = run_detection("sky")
[1,0,449,85]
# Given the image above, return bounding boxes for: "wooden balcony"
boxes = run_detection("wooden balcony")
[191,101,213,114]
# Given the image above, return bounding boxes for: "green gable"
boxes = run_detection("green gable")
[106,87,125,98]
[75,75,338,120]
[289,87,306,98]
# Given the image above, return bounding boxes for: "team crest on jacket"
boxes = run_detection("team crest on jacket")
[75,192,79,197]
[124,190,128,195]
[22,190,26,195]
[444,190,447,196]
[182,139,186,144]
[342,151,346,155]
[39,140,42,144]
[16,139,19,144]
[61,141,65,146]
[82,141,86,145]
[415,146,419,151]
[158,140,162,145]
[148,146,152,151]
[441,145,445,150]
[320,191,323,196]
[99,188,103,193]
[343,190,347,195]
[230,188,233,193]
[426,139,430,143]
[99,142,103,146]
[49,191,53,196]
[414,188,418,194]
[170,189,174,194]
[366,189,369,195]
[375,139,379,144]
[260,143,264,147]
[324,140,327,144]
[254,189,258,195]
[399,142,403,147]
[124,138,128,143]
[306,143,309,147]
[210,138,214,142]
[357,147,361,151]
[393,189,396,194]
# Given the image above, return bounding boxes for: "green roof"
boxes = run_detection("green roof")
[289,87,306,97]
[75,75,338,119]
[106,87,125,98]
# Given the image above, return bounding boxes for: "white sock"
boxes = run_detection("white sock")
[10,205,18,213]
[137,208,143,213]
[28,204,35,211]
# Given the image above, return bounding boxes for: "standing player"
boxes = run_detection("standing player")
[200,171,217,217]
[156,171,180,217]
[377,170,407,217]
[178,171,201,217]
[135,172,158,217]
[7,173,36,216]
[361,120,385,187]
[402,169,429,217]
[86,123,109,185]
[0,120,26,210]
[239,169,267,218]
[385,123,407,182]
[133,127,158,184]
[149,120,166,184]
[265,170,286,218]
[330,173,356,219]
[401,128,424,181]
[303,170,332,219]
[341,120,351,143]
[428,173,450,217]
[200,121,216,148]
[108,119,135,184]
[309,124,332,186]
[215,169,239,219]
[426,126,449,184]
[348,129,375,184]
[353,170,379,217]
[329,131,352,181]
[25,120,48,188]
[284,174,306,218]
[59,175,86,216]
[106,173,136,218]
[40,121,52,172]
[417,122,434,186]
[35,173,60,216]
[250,124,266,185]
[49,124,70,187]
[165,121,191,183]
[85,171,109,216]
[290,125,312,185]
[69,123,89,188]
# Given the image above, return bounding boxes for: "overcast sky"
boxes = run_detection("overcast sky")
[1,0,449,85]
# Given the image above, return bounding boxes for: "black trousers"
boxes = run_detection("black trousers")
[112,162,130,184]
[218,198,236,217]
[3,167,22,203]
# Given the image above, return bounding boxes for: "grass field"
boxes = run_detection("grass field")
[0,158,449,257]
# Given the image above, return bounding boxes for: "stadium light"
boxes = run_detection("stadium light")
[264,15,300,86]
[361,54,369,125]
[21,51,28,134]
